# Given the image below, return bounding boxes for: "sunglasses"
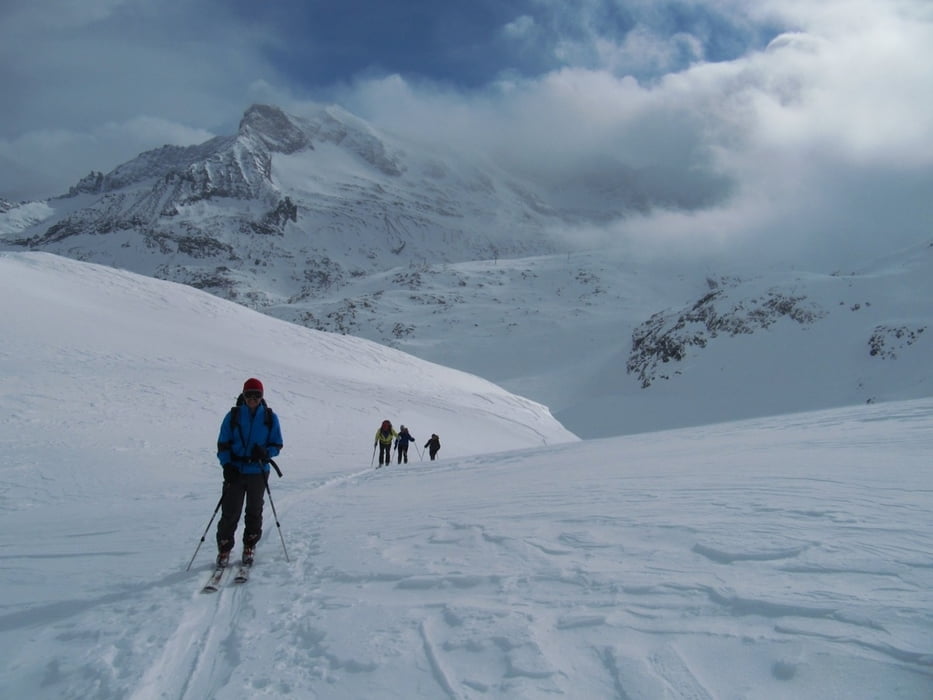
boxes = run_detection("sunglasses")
[244,390,263,400]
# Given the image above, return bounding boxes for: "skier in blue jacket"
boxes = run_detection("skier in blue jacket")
[215,378,283,566]
[395,425,416,464]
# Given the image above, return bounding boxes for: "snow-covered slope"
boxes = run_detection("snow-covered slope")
[0,251,575,469]
[282,242,933,437]
[0,251,930,700]
[609,242,933,434]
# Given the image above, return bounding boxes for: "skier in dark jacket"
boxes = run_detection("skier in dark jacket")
[424,434,441,461]
[395,425,416,464]
[215,378,283,567]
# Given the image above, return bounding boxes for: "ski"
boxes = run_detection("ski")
[201,565,227,593]
[233,548,255,583]
[233,563,251,584]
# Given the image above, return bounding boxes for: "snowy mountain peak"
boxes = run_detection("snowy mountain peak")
[5,102,554,262]
[238,103,310,155]
[236,103,402,176]
[302,103,405,176]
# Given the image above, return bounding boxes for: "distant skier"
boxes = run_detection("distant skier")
[395,425,416,464]
[215,378,283,567]
[424,433,441,461]
[374,420,397,467]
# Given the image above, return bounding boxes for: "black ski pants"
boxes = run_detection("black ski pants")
[217,472,265,552]
[378,443,392,465]
[397,444,409,463]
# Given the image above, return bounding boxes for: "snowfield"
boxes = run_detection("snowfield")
[0,252,931,699]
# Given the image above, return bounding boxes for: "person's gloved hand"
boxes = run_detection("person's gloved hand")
[251,445,268,462]
[223,463,239,483]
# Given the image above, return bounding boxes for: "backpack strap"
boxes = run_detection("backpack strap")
[228,402,278,470]
[233,394,274,426]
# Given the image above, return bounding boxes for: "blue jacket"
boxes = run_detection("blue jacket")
[395,430,416,447]
[217,403,283,475]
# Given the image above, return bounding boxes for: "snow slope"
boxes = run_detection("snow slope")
[314,244,933,438]
[0,252,930,699]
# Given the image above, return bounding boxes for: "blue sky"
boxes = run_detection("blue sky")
[2,0,932,266]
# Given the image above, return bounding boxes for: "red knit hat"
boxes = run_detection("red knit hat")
[243,377,264,395]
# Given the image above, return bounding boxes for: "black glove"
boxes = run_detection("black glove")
[223,463,239,483]
[251,444,268,462]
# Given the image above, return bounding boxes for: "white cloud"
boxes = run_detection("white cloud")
[337,0,933,266]
[3,0,931,265]
[502,14,537,40]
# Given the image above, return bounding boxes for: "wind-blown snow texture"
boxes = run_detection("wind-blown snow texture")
[0,252,930,699]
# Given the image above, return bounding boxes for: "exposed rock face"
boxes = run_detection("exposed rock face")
[869,325,926,360]
[239,104,310,155]
[627,280,827,388]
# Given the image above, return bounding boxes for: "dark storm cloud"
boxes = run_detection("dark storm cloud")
[220,0,779,89]
[223,0,547,89]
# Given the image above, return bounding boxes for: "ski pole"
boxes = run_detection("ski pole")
[264,474,290,562]
[416,444,424,461]
[186,491,224,571]
[371,443,377,467]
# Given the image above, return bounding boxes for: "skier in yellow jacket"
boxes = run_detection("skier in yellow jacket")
[374,419,398,467]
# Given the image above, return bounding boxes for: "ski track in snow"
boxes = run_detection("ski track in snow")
[3,448,933,699]
[111,462,932,698]
[126,468,376,699]
[130,588,235,700]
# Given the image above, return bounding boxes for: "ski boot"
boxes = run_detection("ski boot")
[242,545,255,566]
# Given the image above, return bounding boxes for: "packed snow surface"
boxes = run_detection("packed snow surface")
[0,252,930,699]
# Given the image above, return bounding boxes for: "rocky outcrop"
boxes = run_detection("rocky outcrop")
[627,281,827,388]
[868,325,926,359]
[239,104,310,154]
